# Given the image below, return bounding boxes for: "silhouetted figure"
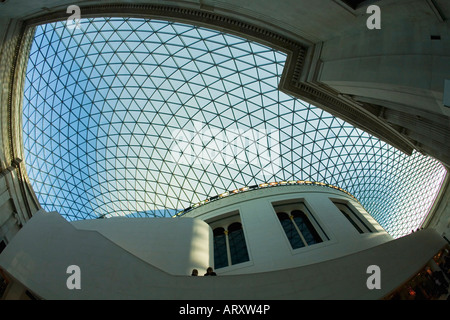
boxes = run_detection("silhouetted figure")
[191,269,198,276]
[204,267,217,276]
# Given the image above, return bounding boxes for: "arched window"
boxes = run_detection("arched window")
[211,221,250,269]
[227,222,249,265]
[276,209,323,249]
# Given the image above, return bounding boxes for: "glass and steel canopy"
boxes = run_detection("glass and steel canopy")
[22,17,446,238]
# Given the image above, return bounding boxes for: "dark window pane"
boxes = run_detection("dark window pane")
[291,210,322,245]
[277,212,304,249]
[213,227,228,269]
[228,223,249,265]
[341,203,372,233]
[339,209,364,233]
[0,241,6,255]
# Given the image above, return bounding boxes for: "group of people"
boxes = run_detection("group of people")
[390,248,450,300]
[191,267,217,276]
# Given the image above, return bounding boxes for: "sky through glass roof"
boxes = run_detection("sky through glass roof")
[22,17,447,238]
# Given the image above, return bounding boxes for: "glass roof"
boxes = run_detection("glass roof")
[22,17,446,238]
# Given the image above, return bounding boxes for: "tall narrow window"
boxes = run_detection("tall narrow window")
[227,222,250,265]
[213,227,228,269]
[334,202,373,233]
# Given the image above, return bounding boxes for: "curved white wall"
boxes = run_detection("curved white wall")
[71,216,213,276]
[0,209,445,300]
[183,185,394,275]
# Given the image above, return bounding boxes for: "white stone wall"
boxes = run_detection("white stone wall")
[71,216,213,276]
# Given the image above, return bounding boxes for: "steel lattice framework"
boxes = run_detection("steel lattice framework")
[22,17,446,238]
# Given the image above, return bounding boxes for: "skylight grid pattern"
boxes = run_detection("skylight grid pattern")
[22,17,446,238]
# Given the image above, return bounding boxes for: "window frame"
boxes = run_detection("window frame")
[208,211,250,270]
[332,200,375,234]
[272,200,329,251]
